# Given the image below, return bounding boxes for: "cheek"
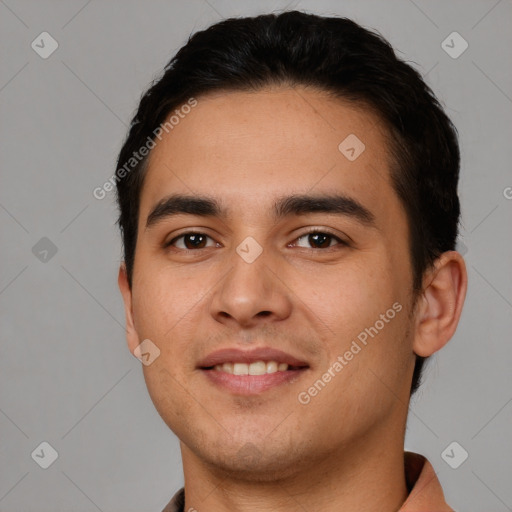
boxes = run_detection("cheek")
[131,258,222,375]
[294,254,399,337]
[131,261,204,338]
[292,251,410,383]
[141,365,201,442]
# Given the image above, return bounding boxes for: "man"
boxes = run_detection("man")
[116,11,467,511]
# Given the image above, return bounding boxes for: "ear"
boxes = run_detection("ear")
[413,250,467,357]
[118,263,141,355]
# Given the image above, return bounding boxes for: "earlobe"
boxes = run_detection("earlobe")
[413,251,468,358]
[118,263,140,355]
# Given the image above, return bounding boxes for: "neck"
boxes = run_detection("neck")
[180,422,408,512]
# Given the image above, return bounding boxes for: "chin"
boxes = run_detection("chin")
[209,454,304,482]
[191,437,313,482]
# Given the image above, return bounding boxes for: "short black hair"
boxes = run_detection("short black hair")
[115,10,461,395]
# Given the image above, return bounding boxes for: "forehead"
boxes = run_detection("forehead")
[139,86,398,223]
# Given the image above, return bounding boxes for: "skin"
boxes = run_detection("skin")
[118,86,467,512]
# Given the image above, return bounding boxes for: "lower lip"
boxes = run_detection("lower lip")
[201,368,307,395]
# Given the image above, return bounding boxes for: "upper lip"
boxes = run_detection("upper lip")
[198,347,309,368]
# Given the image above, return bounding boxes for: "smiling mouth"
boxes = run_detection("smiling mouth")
[204,360,307,375]
[200,360,309,395]
[198,347,310,394]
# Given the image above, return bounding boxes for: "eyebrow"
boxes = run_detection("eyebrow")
[145,193,376,229]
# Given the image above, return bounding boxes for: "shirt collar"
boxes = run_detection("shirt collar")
[162,451,453,512]
[399,451,453,511]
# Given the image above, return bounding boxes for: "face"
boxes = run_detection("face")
[119,86,419,479]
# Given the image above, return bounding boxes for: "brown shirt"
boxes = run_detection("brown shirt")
[161,451,453,512]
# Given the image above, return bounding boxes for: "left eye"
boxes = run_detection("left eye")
[293,232,344,249]
[169,233,216,250]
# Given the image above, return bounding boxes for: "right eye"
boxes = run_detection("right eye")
[166,232,218,251]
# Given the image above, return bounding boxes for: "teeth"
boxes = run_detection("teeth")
[266,361,278,374]
[213,360,290,375]
[249,361,267,375]
[233,363,249,375]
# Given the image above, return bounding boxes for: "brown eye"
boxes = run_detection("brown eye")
[294,231,344,249]
[168,232,215,250]
[184,233,207,249]
[308,233,332,248]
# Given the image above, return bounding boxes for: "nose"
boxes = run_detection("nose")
[209,244,293,329]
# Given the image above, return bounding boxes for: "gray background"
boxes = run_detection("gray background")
[1,0,511,511]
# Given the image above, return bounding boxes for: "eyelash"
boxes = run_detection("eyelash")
[164,228,348,252]
[290,228,349,250]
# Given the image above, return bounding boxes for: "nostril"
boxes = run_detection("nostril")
[257,311,272,317]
